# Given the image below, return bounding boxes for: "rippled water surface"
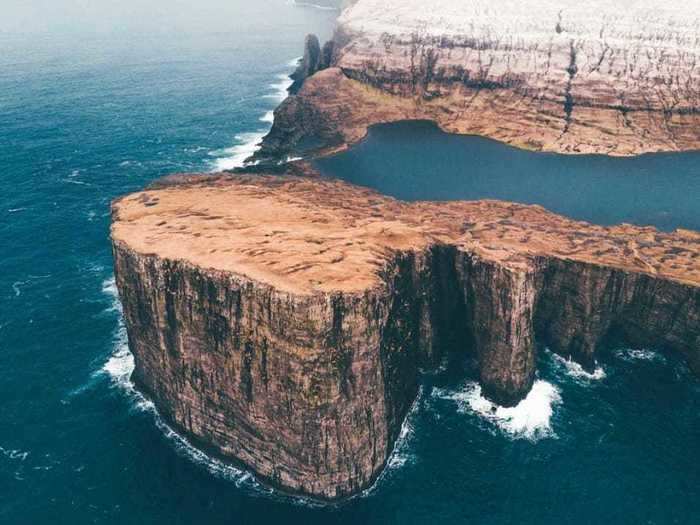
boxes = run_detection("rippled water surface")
[1,3,699,524]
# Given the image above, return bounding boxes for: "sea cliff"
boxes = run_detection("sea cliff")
[111,171,700,499]
[256,0,700,162]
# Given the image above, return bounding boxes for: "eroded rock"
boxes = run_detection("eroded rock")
[111,170,700,499]
[257,0,700,162]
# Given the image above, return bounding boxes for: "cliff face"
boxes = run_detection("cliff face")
[113,245,404,498]
[256,0,700,162]
[111,172,700,499]
[535,259,700,374]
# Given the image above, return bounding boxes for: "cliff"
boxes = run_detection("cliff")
[111,170,700,499]
[256,0,700,162]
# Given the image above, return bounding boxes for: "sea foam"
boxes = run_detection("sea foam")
[99,276,279,498]
[260,111,275,123]
[211,69,296,171]
[100,274,417,504]
[264,74,294,103]
[0,446,29,462]
[210,132,266,171]
[615,348,664,363]
[435,380,561,441]
[549,351,606,382]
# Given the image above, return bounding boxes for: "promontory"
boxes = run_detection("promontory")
[111,169,700,500]
[257,0,700,162]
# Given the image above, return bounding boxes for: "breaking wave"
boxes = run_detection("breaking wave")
[211,67,297,171]
[357,388,422,501]
[210,132,267,172]
[99,276,264,490]
[264,74,294,103]
[615,348,665,363]
[99,275,421,504]
[434,380,561,441]
[549,351,606,382]
[97,276,334,505]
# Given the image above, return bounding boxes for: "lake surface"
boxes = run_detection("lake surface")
[1,3,698,524]
[315,120,700,232]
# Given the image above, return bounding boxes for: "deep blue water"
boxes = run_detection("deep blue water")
[1,3,699,524]
[315,120,700,232]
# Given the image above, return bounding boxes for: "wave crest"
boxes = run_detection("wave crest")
[434,380,561,441]
[210,132,266,171]
[615,348,664,363]
[550,352,606,382]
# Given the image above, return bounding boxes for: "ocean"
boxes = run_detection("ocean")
[1,2,698,524]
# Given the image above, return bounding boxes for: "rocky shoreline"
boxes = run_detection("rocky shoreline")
[255,0,700,163]
[111,170,700,499]
[110,0,700,502]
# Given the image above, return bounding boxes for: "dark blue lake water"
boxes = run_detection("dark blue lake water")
[315,120,700,232]
[1,2,698,524]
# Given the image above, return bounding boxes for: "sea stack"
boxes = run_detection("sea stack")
[111,170,700,499]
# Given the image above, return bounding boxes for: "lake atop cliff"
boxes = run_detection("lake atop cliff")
[1,1,699,524]
[315,120,700,232]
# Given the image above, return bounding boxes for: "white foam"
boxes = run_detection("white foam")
[435,380,561,441]
[98,277,154,409]
[0,446,29,462]
[98,276,271,494]
[615,348,664,363]
[102,334,259,489]
[550,352,606,382]
[287,56,302,68]
[101,277,120,312]
[385,389,420,470]
[210,131,266,171]
[211,59,299,171]
[264,74,294,103]
[98,273,420,504]
[12,281,24,296]
[358,387,422,501]
[10,274,50,297]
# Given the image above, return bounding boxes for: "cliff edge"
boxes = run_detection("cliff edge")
[257,0,700,162]
[111,169,700,499]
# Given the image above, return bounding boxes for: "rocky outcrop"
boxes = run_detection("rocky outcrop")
[255,0,700,162]
[290,35,333,93]
[111,170,700,499]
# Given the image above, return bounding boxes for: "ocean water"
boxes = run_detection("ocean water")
[1,2,699,524]
[315,120,700,232]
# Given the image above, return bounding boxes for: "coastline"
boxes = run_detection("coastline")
[108,0,700,504]
[253,0,700,164]
[110,171,700,500]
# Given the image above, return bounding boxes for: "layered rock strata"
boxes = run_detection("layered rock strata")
[256,0,700,162]
[112,171,700,499]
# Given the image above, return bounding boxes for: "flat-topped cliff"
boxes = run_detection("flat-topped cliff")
[111,169,700,499]
[257,0,700,161]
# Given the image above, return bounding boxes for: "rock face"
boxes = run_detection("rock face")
[111,170,700,499]
[289,35,331,93]
[256,0,700,162]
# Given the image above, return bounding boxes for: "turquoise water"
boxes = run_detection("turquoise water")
[1,3,699,524]
[315,120,700,232]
